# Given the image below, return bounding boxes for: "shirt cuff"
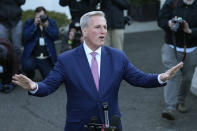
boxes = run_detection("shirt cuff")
[29,83,38,94]
[158,74,166,84]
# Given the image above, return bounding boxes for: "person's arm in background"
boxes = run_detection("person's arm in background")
[112,0,130,9]
[43,18,59,41]
[89,0,100,9]
[16,0,26,6]
[157,0,174,32]
[23,19,39,42]
[183,18,197,37]
[59,0,69,6]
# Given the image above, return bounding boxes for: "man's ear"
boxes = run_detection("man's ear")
[82,28,87,37]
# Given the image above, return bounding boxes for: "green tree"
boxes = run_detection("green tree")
[22,10,70,28]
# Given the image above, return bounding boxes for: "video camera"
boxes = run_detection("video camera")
[171,17,184,32]
[69,21,82,47]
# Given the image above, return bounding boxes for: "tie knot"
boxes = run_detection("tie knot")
[90,52,97,58]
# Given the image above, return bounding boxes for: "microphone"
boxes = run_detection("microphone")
[102,102,110,128]
[84,116,103,131]
[89,116,98,131]
[91,116,98,124]
[110,115,121,131]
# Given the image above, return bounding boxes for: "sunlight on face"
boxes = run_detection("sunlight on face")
[83,15,107,51]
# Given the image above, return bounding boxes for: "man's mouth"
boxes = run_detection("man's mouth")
[99,36,105,41]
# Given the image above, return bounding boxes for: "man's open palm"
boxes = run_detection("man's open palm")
[12,74,37,91]
[160,62,184,82]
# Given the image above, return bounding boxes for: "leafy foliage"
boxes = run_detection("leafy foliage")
[22,10,70,28]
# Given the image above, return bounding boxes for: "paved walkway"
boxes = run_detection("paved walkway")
[125,21,161,33]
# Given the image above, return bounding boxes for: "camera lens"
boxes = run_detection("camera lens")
[171,17,184,32]
[40,15,48,23]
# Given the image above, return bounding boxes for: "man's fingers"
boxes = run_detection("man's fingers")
[12,80,25,88]
[168,62,184,75]
[12,74,31,89]
[165,62,184,80]
[13,74,29,82]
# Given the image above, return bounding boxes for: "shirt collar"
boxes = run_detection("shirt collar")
[83,41,101,56]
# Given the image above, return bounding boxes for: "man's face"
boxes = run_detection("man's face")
[82,15,107,51]
[69,28,77,40]
[35,10,46,23]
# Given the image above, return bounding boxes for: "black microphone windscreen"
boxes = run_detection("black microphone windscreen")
[111,115,120,128]
[102,102,109,110]
[91,116,98,123]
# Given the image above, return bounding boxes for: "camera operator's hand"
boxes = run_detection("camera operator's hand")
[168,16,177,29]
[34,16,41,26]
[183,21,192,34]
[34,12,49,28]
[41,20,49,28]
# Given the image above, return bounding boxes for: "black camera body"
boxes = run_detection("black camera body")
[40,15,48,23]
[124,16,132,25]
[171,17,184,32]
[72,30,82,48]
[69,21,82,48]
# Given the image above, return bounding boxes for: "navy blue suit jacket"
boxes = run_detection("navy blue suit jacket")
[32,44,164,131]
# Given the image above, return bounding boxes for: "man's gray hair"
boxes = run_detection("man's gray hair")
[80,11,105,29]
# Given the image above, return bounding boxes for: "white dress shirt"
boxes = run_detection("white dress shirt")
[83,41,101,77]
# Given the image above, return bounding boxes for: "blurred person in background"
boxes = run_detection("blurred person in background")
[59,0,97,22]
[59,0,97,52]
[22,6,58,80]
[60,20,84,52]
[0,0,26,57]
[0,38,19,93]
[158,0,197,120]
[98,0,131,51]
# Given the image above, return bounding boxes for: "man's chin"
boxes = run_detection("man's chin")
[100,41,105,46]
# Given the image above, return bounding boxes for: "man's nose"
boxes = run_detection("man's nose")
[101,27,107,34]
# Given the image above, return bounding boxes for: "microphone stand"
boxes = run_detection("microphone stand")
[102,102,110,128]
[85,103,119,131]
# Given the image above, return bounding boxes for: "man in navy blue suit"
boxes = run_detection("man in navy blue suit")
[13,11,183,131]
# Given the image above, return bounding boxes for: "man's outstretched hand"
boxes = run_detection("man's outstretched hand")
[160,62,184,82]
[12,74,37,91]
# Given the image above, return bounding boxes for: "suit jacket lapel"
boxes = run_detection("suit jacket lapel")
[99,46,112,96]
[75,45,99,99]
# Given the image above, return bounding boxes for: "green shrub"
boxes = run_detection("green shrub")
[22,10,70,28]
